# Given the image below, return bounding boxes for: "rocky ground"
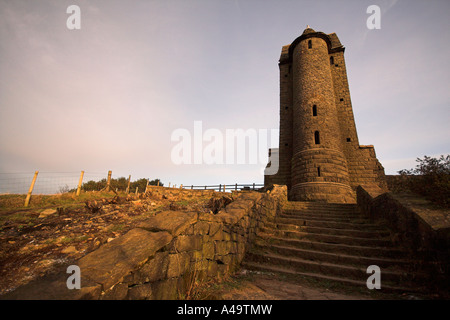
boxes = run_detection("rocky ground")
[0,187,229,296]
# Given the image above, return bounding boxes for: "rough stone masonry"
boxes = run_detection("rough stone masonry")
[265,27,387,203]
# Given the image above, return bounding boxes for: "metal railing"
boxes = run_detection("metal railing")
[180,183,264,192]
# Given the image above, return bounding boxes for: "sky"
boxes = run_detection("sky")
[0,0,449,189]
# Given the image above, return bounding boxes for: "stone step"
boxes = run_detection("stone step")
[259,227,393,247]
[252,243,412,269]
[256,234,406,258]
[282,209,360,216]
[265,222,391,239]
[279,213,371,224]
[275,216,386,231]
[244,251,427,286]
[241,261,426,294]
[284,202,359,210]
[282,210,362,220]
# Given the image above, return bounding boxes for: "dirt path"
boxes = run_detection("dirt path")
[198,269,421,300]
[219,276,371,300]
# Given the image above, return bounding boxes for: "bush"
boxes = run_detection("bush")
[398,155,450,208]
[81,177,163,192]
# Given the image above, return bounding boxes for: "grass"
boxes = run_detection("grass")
[175,200,190,206]
[0,191,125,211]
[108,223,125,232]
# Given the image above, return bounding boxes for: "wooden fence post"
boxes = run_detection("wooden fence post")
[76,171,84,196]
[145,179,149,193]
[157,180,160,187]
[135,187,138,195]
[24,171,39,207]
[106,170,112,191]
[224,184,226,192]
[126,175,131,193]
[235,183,238,191]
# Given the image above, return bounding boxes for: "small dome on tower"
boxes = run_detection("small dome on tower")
[302,25,316,35]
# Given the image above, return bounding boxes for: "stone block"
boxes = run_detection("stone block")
[210,229,224,241]
[209,222,223,237]
[167,252,190,278]
[214,241,229,256]
[127,283,153,300]
[151,278,179,300]
[203,241,215,260]
[194,221,210,235]
[174,235,202,252]
[102,283,129,300]
[124,251,169,284]
[138,211,198,236]
[78,228,172,291]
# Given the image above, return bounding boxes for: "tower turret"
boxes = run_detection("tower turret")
[290,27,354,202]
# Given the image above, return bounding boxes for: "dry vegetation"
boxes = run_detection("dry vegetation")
[0,187,230,295]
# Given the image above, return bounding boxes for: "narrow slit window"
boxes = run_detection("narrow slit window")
[314,131,320,144]
[312,105,317,116]
[330,56,334,65]
[317,166,321,177]
[308,40,312,49]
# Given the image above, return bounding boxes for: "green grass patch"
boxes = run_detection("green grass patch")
[0,191,126,211]
[108,223,125,232]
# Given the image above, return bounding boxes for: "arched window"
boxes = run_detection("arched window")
[312,105,317,116]
[308,40,312,49]
[314,131,320,144]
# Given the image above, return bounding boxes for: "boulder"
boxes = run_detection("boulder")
[38,209,57,218]
[138,211,198,236]
[78,228,172,291]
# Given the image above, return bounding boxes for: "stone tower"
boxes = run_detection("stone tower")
[265,27,387,203]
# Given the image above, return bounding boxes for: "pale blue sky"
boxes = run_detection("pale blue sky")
[0,0,449,187]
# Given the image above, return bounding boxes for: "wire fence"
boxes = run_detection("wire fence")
[0,171,113,195]
[180,183,264,192]
[0,171,264,196]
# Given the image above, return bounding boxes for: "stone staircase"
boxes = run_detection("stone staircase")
[243,201,433,295]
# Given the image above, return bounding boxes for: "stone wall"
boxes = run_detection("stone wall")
[347,146,388,191]
[3,185,287,300]
[88,185,287,299]
[356,185,450,281]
